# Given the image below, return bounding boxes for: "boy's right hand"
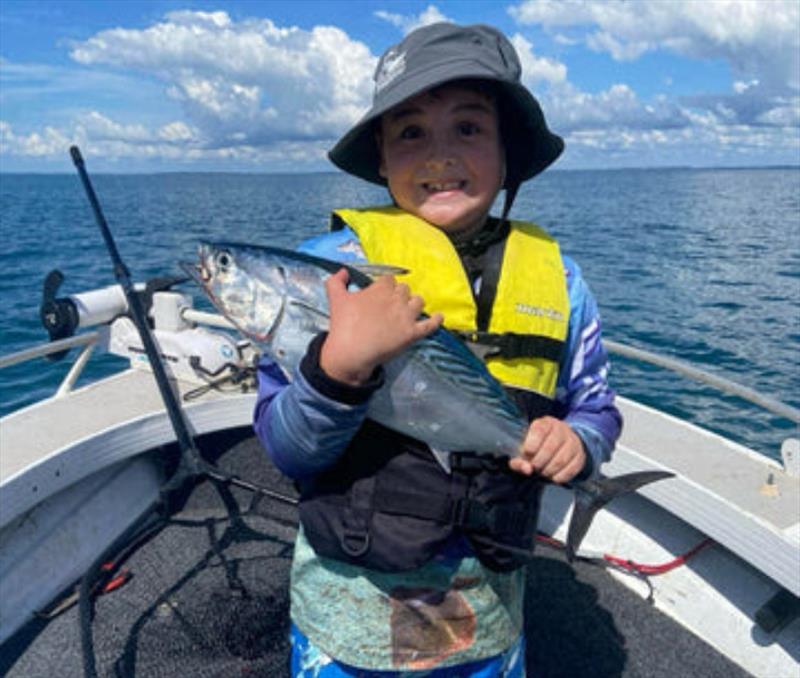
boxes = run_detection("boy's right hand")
[320,268,443,386]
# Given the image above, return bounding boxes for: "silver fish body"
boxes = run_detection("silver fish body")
[185,240,674,561]
[188,242,527,457]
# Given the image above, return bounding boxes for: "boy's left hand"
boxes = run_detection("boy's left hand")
[509,416,586,484]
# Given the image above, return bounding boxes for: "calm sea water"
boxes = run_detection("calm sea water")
[1,169,798,461]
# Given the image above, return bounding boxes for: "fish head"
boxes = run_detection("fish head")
[183,242,288,345]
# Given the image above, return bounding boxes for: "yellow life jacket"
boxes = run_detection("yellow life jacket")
[332,206,569,398]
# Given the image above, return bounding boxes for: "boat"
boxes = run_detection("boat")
[1,268,798,677]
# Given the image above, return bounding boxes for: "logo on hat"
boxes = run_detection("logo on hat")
[375,48,406,93]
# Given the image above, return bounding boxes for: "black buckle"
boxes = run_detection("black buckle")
[450,453,484,472]
[457,331,526,360]
[455,331,499,360]
[451,452,504,474]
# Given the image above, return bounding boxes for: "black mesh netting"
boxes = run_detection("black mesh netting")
[3,429,298,678]
[2,429,754,678]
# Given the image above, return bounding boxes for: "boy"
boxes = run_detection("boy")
[254,22,622,677]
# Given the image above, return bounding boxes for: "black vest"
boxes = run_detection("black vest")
[297,420,545,573]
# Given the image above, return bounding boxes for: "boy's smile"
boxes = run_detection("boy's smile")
[378,84,505,237]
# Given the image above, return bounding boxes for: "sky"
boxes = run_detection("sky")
[1,0,799,173]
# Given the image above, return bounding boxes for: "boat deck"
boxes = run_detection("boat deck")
[2,435,754,678]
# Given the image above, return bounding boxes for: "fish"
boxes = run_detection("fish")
[184,241,672,559]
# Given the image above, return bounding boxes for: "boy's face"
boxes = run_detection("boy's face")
[378,84,504,236]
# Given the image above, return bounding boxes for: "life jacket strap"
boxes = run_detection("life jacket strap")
[370,487,532,535]
[475,234,506,330]
[454,329,565,361]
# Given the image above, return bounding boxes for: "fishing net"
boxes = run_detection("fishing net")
[3,429,297,678]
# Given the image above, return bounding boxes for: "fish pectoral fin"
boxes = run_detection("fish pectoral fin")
[288,299,330,319]
[565,470,674,562]
[349,262,409,278]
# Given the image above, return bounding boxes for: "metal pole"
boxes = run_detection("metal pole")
[70,146,209,493]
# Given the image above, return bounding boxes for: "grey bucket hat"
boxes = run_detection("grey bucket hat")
[328,22,564,189]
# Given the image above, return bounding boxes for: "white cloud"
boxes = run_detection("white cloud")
[0,120,74,156]
[79,111,153,144]
[509,0,800,135]
[756,98,800,127]
[506,33,691,135]
[585,30,649,62]
[560,117,799,168]
[553,34,579,47]
[509,0,800,90]
[68,112,202,147]
[510,34,567,86]
[733,80,759,95]
[0,116,334,168]
[542,82,690,133]
[2,6,797,169]
[374,5,452,35]
[69,11,376,148]
[158,121,197,143]
[681,81,800,128]
[3,11,378,167]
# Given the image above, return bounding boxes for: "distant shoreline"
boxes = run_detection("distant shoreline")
[2,165,799,177]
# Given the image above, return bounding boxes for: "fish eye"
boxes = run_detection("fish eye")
[215,250,232,272]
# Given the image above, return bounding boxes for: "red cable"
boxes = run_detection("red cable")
[98,561,132,594]
[602,537,714,575]
[536,533,714,575]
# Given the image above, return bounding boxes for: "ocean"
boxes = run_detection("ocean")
[0,168,798,462]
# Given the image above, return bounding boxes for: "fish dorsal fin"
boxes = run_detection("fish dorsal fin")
[350,262,409,278]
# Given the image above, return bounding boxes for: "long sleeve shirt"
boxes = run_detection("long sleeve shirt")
[252,221,623,671]
[253,225,622,480]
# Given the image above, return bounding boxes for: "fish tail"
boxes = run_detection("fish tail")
[565,470,674,561]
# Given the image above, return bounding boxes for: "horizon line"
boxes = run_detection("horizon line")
[2,164,799,176]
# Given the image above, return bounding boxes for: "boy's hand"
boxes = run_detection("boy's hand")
[320,268,443,386]
[509,416,586,484]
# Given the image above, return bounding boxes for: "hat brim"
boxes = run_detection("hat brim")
[328,59,563,187]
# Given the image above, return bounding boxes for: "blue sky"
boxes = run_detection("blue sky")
[1,0,798,172]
